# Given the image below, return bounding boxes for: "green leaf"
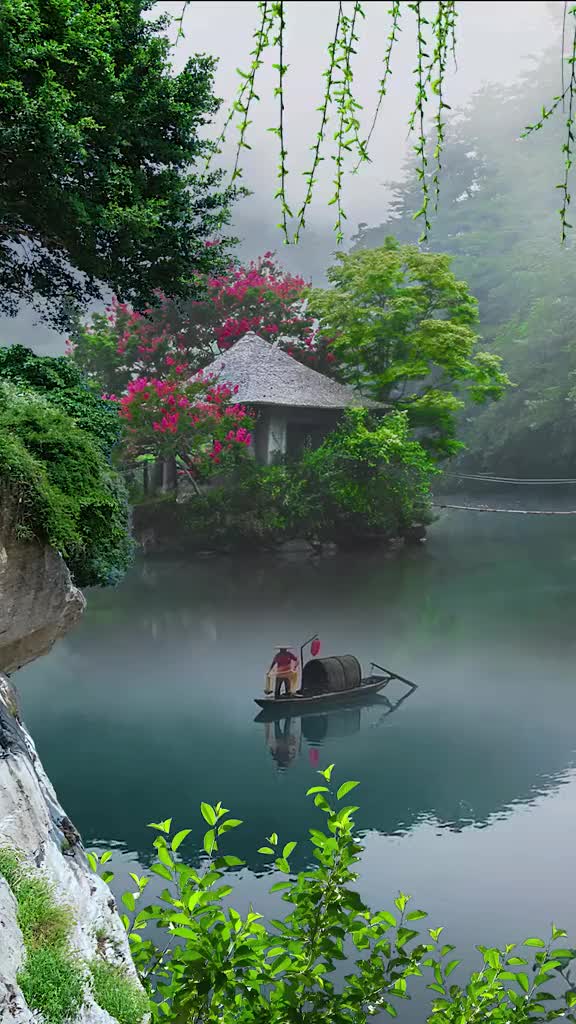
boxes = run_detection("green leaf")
[306,786,329,796]
[507,957,528,965]
[337,780,360,800]
[516,972,530,992]
[376,911,397,928]
[383,1003,398,1017]
[445,960,461,976]
[314,794,331,812]
[270,881,291,893]
[157,846,174,870]
[171,829,192,852]
[86,852,98,872]
[201,803,216,826]
[268,833,278,846]
[220,819,243,832]
[407,910,428,921]
[524,937,546,948]
[151,864,173,881]
[203,829,216,854]
[215,855,244,868]
[148,819,172,834]
[483,949,501,970]
[100,851,113,864]
[122,892,135,912]
[282,842,297,859]
[101,871,115,884]
[395,892,409,913]
[258,847,274,855]
[319,764,335,781]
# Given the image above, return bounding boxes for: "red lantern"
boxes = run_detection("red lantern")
[311,637,321,657]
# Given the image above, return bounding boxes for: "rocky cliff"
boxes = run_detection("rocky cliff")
[0,524,142,1023]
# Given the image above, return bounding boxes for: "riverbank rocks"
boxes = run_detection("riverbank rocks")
[0,508,145,1022]
[0,514,85,674]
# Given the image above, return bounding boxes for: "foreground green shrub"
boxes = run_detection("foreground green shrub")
[0,347,133,586]
[90,771,576,1024]
[0,849,85,1024]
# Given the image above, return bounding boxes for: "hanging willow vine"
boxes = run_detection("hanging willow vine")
[176,0,576,243]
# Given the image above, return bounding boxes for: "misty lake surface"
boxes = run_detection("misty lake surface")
[17,493,576,1013]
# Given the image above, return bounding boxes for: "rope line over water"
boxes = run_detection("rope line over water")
[434,503,576,515]
[445,473,576,485]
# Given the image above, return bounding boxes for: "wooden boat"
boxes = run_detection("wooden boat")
[255,662,416,716]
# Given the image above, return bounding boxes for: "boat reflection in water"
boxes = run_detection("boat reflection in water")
[256,687,416,772]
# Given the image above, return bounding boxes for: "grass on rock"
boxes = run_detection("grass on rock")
[90,959,149,1024]
[0,847,84,1024]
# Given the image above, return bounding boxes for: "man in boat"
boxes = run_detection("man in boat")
[268,647,298,699]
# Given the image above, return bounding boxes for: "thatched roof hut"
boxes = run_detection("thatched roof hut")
[204,332,378,463]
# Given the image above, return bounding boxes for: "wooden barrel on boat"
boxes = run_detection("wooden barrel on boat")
[301,655,362,695]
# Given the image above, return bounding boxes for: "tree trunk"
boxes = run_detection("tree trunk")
[161,456,177,494]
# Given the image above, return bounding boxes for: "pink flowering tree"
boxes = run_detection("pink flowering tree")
[111,370,253,493]
[68,254,337,394]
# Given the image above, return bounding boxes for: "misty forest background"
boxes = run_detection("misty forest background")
[3,3,573,478]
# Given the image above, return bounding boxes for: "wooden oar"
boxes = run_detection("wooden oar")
[371,663,418,690]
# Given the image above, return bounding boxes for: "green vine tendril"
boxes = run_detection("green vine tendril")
[294,4,343,242]
[330,2,365,242]
[354,1,401,174]
[270,1,291,236]
[408,2,431,239]
[523,3,576,241]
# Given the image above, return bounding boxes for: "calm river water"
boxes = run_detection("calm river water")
[17,494,576,1013]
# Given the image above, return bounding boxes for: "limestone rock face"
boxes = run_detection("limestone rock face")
[0,676,142,1023]
[0,524,85,674]
[0,516,144,1023]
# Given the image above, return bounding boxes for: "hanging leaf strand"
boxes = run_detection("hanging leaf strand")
[294,3,344,242]
[330,1,365,242]
[355,0,401,172]
[270,1,291,236]
[523,4,576,241]
[429,2,454,213]
[408,2,432,239]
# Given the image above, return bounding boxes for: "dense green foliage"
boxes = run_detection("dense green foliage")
[310,241,509,458]
[0,848,85,1024]
[0,0,236,329]
[355,52,576,474]
[0,345,120,456]
[0,346,132,587]
[89,770,576,1024]
[299,409,435,542]
[134,410,434,551]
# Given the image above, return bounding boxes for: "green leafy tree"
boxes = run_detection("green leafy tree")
[355,51,576,474]
[0,346,132,587]
[300,408,435,541]
[0,0,236,329]
[0,345,120,456]
[310,240,509,458]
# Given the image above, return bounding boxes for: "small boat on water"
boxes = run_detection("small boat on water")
[255,635,417,716]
